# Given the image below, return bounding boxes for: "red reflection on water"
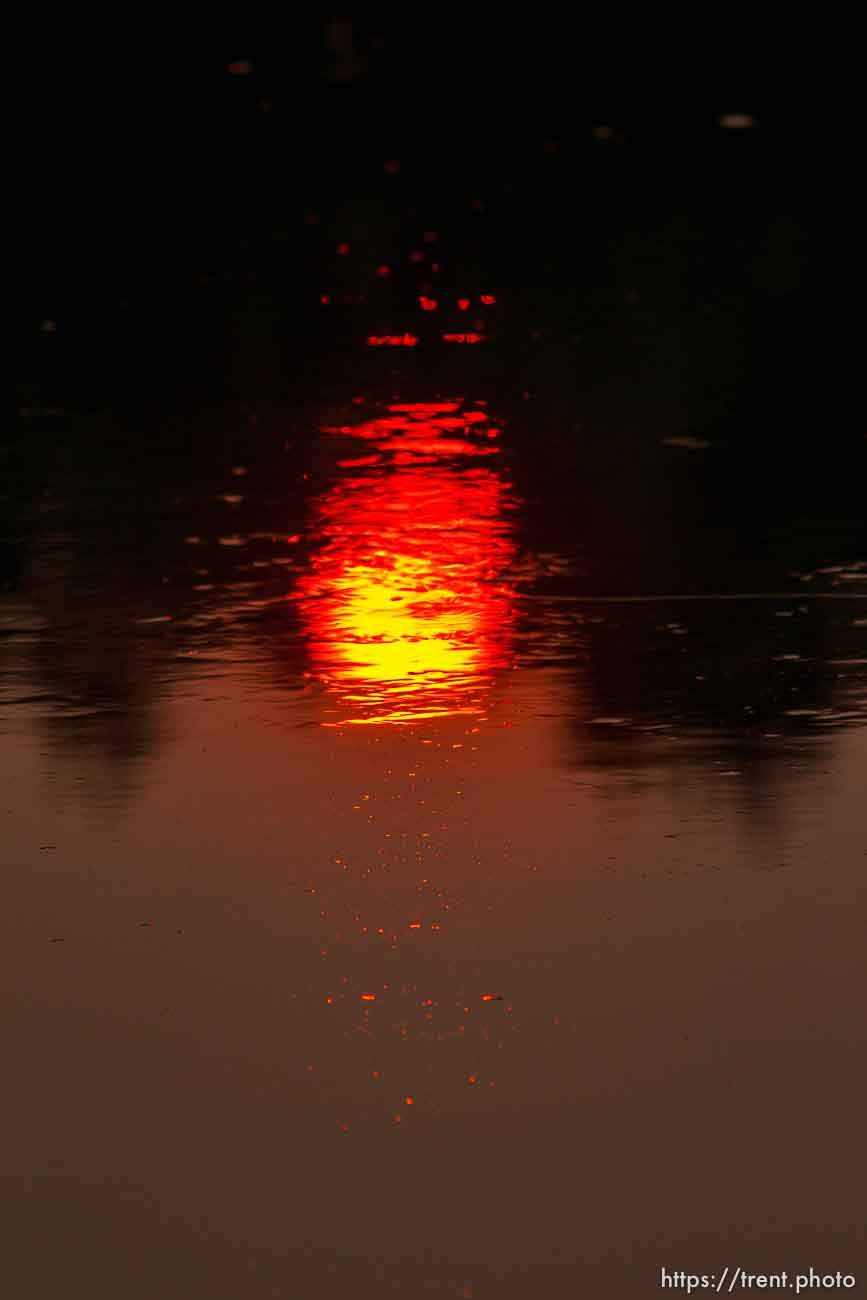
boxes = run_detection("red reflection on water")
[365,334,419,347]
[295,402,518,726]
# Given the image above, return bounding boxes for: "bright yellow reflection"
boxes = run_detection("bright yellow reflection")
[295,402,518,725]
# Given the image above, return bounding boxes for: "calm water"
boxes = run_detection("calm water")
[5,48,867,1272]
[3,350,867,1297]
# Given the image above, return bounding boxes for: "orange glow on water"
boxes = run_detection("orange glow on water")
[295,401,518,726]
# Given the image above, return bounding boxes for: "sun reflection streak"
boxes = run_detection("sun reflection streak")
[295,402,518,726]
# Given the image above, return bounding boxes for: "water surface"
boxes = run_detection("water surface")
[3,343,867,1296]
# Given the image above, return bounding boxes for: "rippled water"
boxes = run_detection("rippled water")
[3,367,867,1296]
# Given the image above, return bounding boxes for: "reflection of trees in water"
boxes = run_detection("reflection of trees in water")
[512,429,867,809]
[0,410,310,797]
[538,592,867,831]
[15,539,170,795]
[567,600,830,729]
[5,371,867,807]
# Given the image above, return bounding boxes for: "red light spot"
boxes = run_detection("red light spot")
[389,402,460,413]
[361,993,376,1002]
[480,294,496,305]
[371,1070,381,1079]
[339,1121,350,1132]
[365,334,419,347]
[423,231,439,243]
[338,455,381,469]
[408,921,422,929]
[457,298,470,311]
[442,333,483,344]
[384,159,400,173]
[227,61,252,76]
[326,996,335,1005]
[336,243,350,256]
[419,296,438,312]
[409,250,425,263]
[375,265,391,278]
[319,294,331,305]
[467,1074,478,1086]
[287,534,301,544]
[431,263,441,273]
[481,993,502,1002]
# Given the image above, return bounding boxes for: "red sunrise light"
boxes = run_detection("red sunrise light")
[294,401,517,726]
